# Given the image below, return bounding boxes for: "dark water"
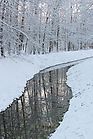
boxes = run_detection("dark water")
[0,65,72,139]
[25,65,72,139]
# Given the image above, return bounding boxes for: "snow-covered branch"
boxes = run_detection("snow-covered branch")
[0,19,29,39]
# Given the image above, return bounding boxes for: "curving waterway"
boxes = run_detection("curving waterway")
[0,65,72,139]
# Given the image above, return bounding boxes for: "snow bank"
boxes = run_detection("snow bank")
[50,56,93,139]
[0,49,93,112]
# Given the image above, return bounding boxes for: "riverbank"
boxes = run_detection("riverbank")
[0,49,93,114]
[50,55,93,139]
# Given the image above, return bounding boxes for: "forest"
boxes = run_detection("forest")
[0,0,93,56]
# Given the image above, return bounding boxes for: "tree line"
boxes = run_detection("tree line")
[0,0,93,56]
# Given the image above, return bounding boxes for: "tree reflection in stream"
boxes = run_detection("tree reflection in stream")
[24,66,72,139]
[0,66,72,139]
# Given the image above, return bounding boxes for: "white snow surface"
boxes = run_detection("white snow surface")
[1,49,93,139]
[50,54,93,139]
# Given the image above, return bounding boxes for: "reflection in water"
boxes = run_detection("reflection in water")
[25,66,72,139]
[0,66,72,139]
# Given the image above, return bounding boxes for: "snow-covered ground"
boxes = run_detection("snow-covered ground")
[1,49,93,139]
[50,56,93,139]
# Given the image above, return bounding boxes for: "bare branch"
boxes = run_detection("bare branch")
[0,19,29,39]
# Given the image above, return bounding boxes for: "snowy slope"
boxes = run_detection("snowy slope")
[50,56,93,139]
[0,50,93,115]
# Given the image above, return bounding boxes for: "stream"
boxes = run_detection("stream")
[0,65,73,139]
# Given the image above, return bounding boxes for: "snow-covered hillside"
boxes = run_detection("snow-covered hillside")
[0,49,93,111]
[50,55,93,139]
[0,50,92,111]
